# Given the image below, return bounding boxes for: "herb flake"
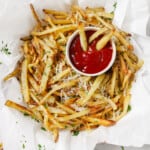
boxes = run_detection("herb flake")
[121,146,125,150]
[0,41,11,55]
[127,105,132,112]
[24,113,29,116]
[72,130,79,136]
[22,143,25,149]
[111,2,117,14]
[41,127,46,131]
[113,2,117,9]
[38,144,42,150]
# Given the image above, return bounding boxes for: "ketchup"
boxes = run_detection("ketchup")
[69,30,113,74]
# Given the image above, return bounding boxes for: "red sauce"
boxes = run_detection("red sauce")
[69,30,113,74]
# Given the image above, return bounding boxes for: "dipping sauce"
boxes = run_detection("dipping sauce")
[69,30,113,74]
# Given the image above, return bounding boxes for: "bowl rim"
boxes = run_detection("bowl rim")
[66,26,116,76]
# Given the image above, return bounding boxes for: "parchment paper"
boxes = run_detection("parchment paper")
[0,0,150,150]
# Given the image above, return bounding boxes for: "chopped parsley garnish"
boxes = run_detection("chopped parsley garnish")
[127,105,132,112]
[41,127,46,131]
[24,113,29,116]
[111,2,117,14]
[72,130,79,136]
[113,2,117,9]
[22,143,25,149]
[37,144,46,150]
[38,144,42,150]
[0,41,11,55]
[0,61,2,64]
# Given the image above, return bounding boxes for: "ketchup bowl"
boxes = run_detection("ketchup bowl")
[66,27,116,76]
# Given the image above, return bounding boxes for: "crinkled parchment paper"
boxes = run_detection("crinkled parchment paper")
[0,0,150,150]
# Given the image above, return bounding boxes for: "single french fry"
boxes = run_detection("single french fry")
[52,19,72,25]
[89,27,108,43]
[5,100,33,116]
[20,35,33,41]
[30,4,42,26]
[78,23,87,51]
[86,7,105,13]
[95,15,114,29]
[109,67,117,97]
[32,24,77,36]
[54,15,67,19]
[83,117,115,126]
[51,68,71,84]
[28,75,39,93]
[122,70,132,89]
[96,31,113,50]
[3,66,20,81]
[43,9,67,16]
[120,55,128,74]
[40,80,78,104]
[97,12,114,19]
[40,58,53,93]
[53,128,59,143]
[56,101,75,114]
[48,106,67,115]
[21,58,30,102]
[58,109,89,122]
[115,94,131,121]
[30,91,40,104]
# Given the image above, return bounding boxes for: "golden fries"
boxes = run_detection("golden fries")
[77,74,105,105]
[4,4,143,142]
[114,31,133,50]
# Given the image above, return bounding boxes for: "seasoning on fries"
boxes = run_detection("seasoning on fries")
[4,4,143,142]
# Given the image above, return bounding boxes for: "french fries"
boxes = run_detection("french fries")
[4,4,143,142]
[77,74,105,105]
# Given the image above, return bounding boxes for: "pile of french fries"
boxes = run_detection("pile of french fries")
[4,4,143,142]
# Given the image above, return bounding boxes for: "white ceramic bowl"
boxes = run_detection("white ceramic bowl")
[66,27,116,76]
